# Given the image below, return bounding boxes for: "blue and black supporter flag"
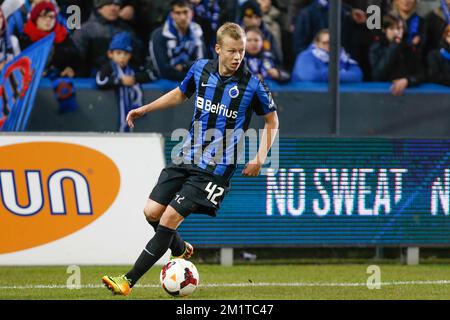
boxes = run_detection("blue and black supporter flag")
[0,33,54,131]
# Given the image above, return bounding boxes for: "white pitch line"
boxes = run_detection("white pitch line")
[1,280,450,290]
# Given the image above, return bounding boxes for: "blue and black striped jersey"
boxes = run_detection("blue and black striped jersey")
[178,59,277,181]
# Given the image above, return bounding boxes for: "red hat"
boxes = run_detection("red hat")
[30,2,56,24]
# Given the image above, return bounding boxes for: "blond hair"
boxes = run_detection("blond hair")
[216,22,246,46]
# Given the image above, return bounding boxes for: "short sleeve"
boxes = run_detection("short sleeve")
[252,79,277,116]
[178,61,197,98]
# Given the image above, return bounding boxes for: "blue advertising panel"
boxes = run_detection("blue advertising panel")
[166,138,450,247]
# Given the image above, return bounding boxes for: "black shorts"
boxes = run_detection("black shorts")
[149,162,230,217]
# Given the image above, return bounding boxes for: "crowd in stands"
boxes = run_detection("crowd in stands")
[0,0,449,97]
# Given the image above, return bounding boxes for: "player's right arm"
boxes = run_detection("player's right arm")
[127,61,198,129]
[126,88,187,128]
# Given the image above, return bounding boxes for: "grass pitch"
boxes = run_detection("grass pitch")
[1,264,450,300]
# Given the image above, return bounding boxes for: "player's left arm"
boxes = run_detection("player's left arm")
[243,80,279,177]
[242,111,279,177]
[126,62,197,128]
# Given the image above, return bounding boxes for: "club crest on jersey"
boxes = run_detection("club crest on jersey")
[229,85,239,99]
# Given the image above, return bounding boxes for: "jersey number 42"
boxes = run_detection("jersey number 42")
[205,182,224,205]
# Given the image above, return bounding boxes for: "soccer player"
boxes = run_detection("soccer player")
[102,22,279,296]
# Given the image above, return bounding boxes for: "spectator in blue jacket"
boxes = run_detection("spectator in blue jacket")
[292,29,363,82]
[148,0,205,81]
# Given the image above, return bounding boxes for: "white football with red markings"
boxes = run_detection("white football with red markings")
[160,258,199,297]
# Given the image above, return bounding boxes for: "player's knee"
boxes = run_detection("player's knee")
[160,206,184,230]
[143,208,158,222]
[143,201,165,222]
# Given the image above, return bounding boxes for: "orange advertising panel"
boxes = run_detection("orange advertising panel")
[0,142,120,254]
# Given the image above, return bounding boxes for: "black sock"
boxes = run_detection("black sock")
[147,220,159,231]
[170,233,186,257]
[147,219,186,257]
[126,225,175,287]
